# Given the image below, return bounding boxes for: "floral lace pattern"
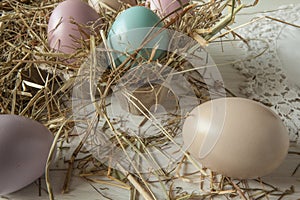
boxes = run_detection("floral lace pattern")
[233,4,300,143]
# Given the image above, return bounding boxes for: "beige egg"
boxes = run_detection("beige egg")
[182,97,289,179]
[119,83,178,116]
[88,0,137,11]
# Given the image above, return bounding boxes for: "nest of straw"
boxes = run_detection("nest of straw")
[0,0,297,199]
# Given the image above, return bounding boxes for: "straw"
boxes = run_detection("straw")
[0,0,296,199]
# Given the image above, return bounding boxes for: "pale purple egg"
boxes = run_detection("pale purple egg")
[146,0,190,19]
[47,0,101,54]
[0,115,54,195]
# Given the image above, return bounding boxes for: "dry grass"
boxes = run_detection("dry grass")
[0,0,296,199]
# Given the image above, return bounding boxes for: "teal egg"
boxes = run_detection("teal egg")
[107,6,170,66]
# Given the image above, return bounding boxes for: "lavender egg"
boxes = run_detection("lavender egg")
[0,115,54,195]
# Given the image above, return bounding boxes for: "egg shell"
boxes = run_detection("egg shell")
[0,115,54,195]
[182,97,289,179]
[146,0,190,19]
[122,83,178,115]
[107,6,170,65]
[47,0,100,54]
[88,0,137,11]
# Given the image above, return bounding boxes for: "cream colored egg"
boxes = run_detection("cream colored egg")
[88,0,137,11]
[182,97,289,179]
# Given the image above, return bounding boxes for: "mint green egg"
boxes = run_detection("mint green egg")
[107,6,170,66]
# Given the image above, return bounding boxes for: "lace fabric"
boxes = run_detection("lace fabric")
[233,4,300,143]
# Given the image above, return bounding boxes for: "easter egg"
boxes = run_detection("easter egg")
[0,115,54,195]
[88,0,137,12]
[182,97,289,179]
[146,0,190,19]
[107,6,170,65]
[48,0,100,55]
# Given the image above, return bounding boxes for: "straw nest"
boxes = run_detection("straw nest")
[0,0,297,199]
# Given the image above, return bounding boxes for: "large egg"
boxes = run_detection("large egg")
[107,6,170,65]
[146,0,190,19]
[48,0,100,54]
[0,115,54,195]
[182,97,289,179]
[88,0,137,12]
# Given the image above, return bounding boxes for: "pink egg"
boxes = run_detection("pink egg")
[47,0,101,54]
[88,0,137,12]
[0,115,54,195]
[146,0,190,19]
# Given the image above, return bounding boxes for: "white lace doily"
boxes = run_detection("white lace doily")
[233,4,300,143]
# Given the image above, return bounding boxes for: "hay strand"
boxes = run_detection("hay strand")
[0,0,296,199]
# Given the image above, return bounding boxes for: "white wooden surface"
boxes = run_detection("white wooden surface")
[1,1,300,199]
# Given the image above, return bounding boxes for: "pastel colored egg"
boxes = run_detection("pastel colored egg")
[88,0,137,12]
[0,115,54,195]
[146,0,190,19]
[47,0,101,55]
[182,97,289,179]
[107,6,170,65]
